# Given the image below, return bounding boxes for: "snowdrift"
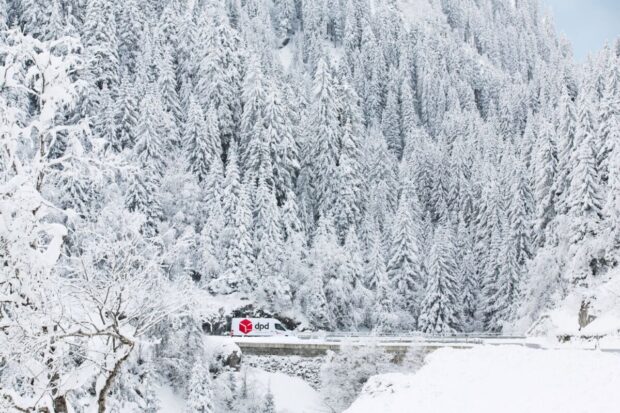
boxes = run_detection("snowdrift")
[345,346,620,413]
[525,266,620,337]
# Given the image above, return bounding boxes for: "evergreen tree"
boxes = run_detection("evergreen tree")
[221,178,255,293]
[310,57,341,216]
[158,44,182,127]
[95,86,119,151]
[568,92,603,241]
[387,192,424,323]
[554,87,578,215]
[125,168,163,234]
[19,0,52,39]
[116,72,140,150]
[118,0,144,73]
[0,0,8,30]
[480,197,507,332]
[185,363,214,413]
[418,222,462,334]
[509,159,534,266]
[253,169,288,306]
[134,90,167,175]
[262,389,276,413]
[241,55,268,180]
[83,0,119,89]
[342,227,371,328]
[185,99,221,183]
[263,81,299,203]
[457,218,478,332]
[533,118,558,245]
[597,62,620,184]
[382,84,403,159]
[196,7,241,148]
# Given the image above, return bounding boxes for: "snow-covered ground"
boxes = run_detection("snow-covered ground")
[157,366,327,413]
[245,368,329,413]
[345,345,620,413]
[525,267,620,338]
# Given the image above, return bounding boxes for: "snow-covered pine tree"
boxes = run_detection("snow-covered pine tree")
[263,81,299,204]
[554,86,578,215]
[116,72,140,151]
[567,90,603,242]
[186,363,215,413]
[118,0,144,73]
[262,388,276,413]
[220,176,255,293]
[83,0,119,90]
[196,6,242,149]
[185,98,220,183]
[95,85,119,151]
[509,157,534,266]
[456,217,479,332]
[386,191,424,325]
[158,44,182,128]
[382,78,403,159]
[0,0,8,30]
[533,117,558,245]
[310,57,341,216]
[134,89,167,175]
[418,221,462,334]
[597,61,620,185]
[253,167,289,307]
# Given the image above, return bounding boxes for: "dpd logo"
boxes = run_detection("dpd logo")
[255,322,270,330]
[239,319,253,334]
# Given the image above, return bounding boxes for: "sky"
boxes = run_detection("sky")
[543,0,620,60]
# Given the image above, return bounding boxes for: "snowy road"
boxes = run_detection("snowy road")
[230,334,620,356]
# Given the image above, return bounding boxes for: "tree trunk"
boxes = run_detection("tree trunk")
[97,345,134,413]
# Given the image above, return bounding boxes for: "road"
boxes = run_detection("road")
[231,333,620,357]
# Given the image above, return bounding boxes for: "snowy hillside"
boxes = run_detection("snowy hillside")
[345,346,620,413]
[1,0,620,411]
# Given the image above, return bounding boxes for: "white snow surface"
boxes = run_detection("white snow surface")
[246,367,329,413]
[526,267,620,337]
[157,385,186,413]
[345,345,620,413]
[156,366,327,413]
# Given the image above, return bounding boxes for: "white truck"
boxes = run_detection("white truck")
[231,318,292,337]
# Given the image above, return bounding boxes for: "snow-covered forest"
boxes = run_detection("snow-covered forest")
[1,0,620,411]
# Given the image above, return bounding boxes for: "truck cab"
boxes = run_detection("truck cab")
[231,318,292,337]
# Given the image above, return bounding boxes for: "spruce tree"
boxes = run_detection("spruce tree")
[554,87,578,215]
[387,192,424,323]
[311,57,341,216]
[134,90,167,175]
[263,82,299,204]
[457,218,479,332]
[196,7,241,148]
[185,364,214,413]
[116,72,140,150]
[382,85,403,159]
[158,44,182,127]
[568,92,603,241]
[533,118,558,245]
[83,0,119,90]
[418,222,462,334]
[221,178,255,293]
[118,0,144,73]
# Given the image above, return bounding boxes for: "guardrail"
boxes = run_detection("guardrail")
[294,332,527,342]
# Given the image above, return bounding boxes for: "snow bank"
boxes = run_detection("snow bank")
[527,267,620,337]
[345,346,620,413]
[157,385,186,413]
[246,367,328,413]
